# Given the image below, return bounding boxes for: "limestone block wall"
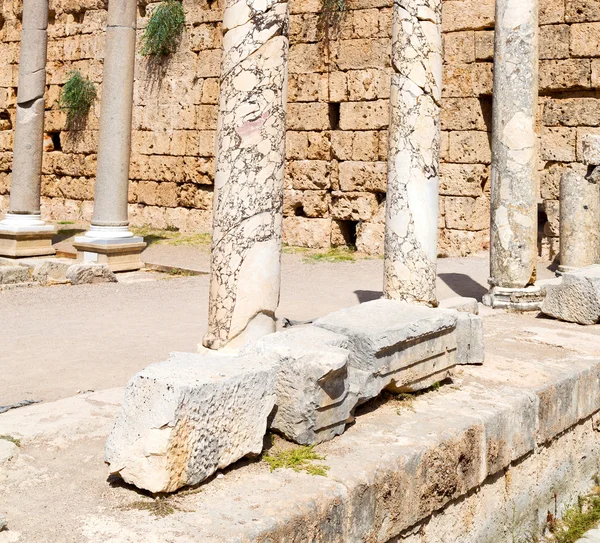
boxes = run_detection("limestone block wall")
[0,0,597,257]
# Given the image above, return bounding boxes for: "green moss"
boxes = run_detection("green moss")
[0,435,21,447]
[59,70,97,125]
[140,0,186,57]
[263,445,330,477]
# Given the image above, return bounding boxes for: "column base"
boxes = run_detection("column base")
[73,235,146,272]
[482,285,544,311]
[0,214,56,257]
[557,264,584,276]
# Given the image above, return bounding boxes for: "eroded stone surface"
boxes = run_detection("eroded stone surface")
[243,326,354,445]
[203,0,290,350]
[384,0,442,306]
[105,352,277,493]
[488,0,539,293]
[581,134,600,166]
[542,265,600,324]
[559,164,600,272]
[66,264,117,285]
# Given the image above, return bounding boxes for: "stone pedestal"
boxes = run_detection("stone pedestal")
[76,0,144,270]
[484,0,541,310]
[558,164,600,274]
[202,0,290,350]
[0,0,55,257]
[383,0,442,307]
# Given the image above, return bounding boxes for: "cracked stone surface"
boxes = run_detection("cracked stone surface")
[559,164,600,273]
[488,0,539,290]
[105,352,277,493]
[7,0,48,215]
[203,0,290,350]
[384,0,442,306]
[542,265,600,325]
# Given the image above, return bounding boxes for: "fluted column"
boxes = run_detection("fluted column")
[0,0,55,257]
[202,0,289,350]
[383,0,442,306]
[483,0,543,310]
[74,0,145,271]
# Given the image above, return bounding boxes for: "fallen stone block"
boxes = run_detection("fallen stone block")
[31,259,72,285]
[454,312,485,365]
[439,296,479,314]
[314,300,460,401]
[0,265,31,285]
[105,352,277,493]
[66,263,117,285]
[244,326,354,445]
[541,265,600,325]
[581,133,600,166]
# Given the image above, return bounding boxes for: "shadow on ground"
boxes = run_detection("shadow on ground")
[438,273,487,299]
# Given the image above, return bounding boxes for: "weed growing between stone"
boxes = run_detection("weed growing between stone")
[263,445,330,477]
[59,71,97,126]
[124,497,180,517]
[283,245,366,263]
[0,435,21,447]
[547,487,600,543]
[140,0,185,57]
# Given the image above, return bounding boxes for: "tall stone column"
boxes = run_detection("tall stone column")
[383,0,442,306]
[558,136,600,273]
[202,0,289,350]
[73,0,145,271]
[0,0,56,257]
[483,0,543,310]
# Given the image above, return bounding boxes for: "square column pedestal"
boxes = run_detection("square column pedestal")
[482,284,544,311]
[73,228,146,272]
[0,214,56,258]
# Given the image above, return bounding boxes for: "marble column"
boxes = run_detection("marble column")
[202,0,289,350]
[483,0,543,310]
[0,0,56,257]
[383,0,442,306]
[73,0,145,271]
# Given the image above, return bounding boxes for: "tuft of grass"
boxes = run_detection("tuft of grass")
[549,492,600,543]
[284,245,361,264]
[140,0,186,57]
[124,497,179,517]
[0,435,21,447]
[57,220,75,225]
[59,70,97,126]
[131,226,211,248]
[263,445,329,477]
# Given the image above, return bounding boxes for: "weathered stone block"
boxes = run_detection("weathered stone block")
[283,217,332,248]
[541,127,576,162]
[314,300,461,400]
[338,161,386,192]
[66,263,117,285]
[244,327,353,445]
[105,353,277,493]
[581,133,600,165]
[542,266,600,324]
[539,59,591,91]
[570,23,600,57]
[339,100,389,130]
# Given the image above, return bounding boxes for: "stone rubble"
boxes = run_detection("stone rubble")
[542,265,600,325]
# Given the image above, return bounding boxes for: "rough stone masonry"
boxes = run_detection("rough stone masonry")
[2,0,599,257]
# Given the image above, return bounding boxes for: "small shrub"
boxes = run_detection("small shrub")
[140,0,186,57]
[59,71,97,125]
[0,435,21,447]
[263,445,330,477]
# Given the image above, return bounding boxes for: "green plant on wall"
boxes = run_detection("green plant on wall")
[140,0,186,57]
[319,0,347,38]
[59,70,97,126]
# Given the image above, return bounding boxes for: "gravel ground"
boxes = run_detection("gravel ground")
[0,248,557,406]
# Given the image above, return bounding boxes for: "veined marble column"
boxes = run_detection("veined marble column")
[483,0,543,310]
[202,0,289,350]
[73,0,145,271]
[383,0,442,306]
[0,0,56,257]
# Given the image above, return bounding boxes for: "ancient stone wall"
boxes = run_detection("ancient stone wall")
[0,0,596,256]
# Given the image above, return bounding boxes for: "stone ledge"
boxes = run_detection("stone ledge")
[1,341,598,541]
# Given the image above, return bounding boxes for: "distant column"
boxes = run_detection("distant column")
[202,0,290,350]
[383,0,442,306]
[0,0,55,257]
[73,0,145,272]
[483,0,543,310]
[559,135,600,273]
